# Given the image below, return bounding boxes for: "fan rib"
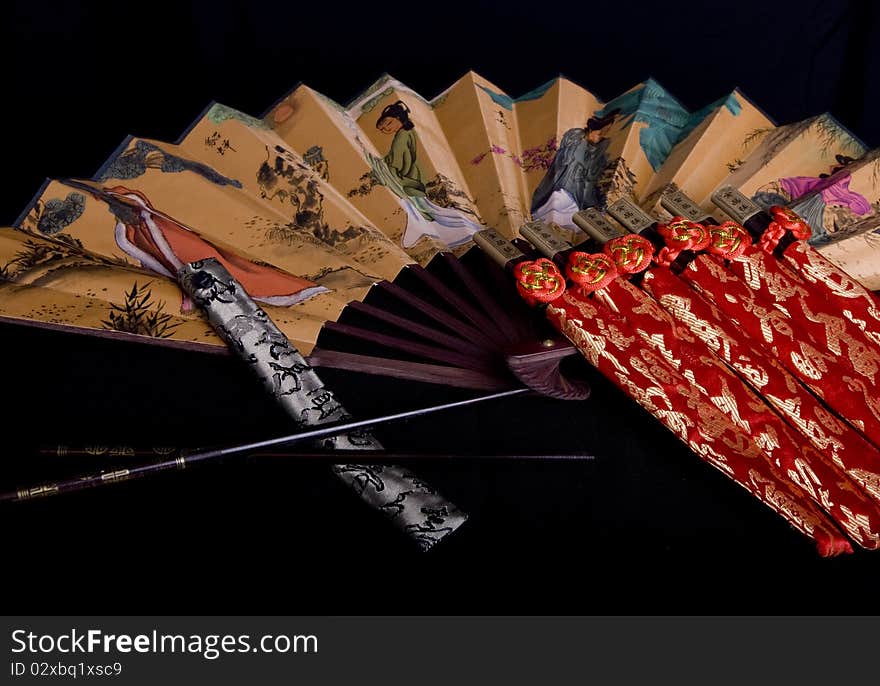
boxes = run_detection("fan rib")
[479,255,536,341]
[322,321,499,372]
[376,282,499,348]
[405,264,510,346]
[440,252,522,343]
[346,301,494,358]
[308,349,515,390]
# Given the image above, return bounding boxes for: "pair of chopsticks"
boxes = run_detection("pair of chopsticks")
[3,389,595,502]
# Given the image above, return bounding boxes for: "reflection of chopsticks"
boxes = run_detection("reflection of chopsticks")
[7,450,595,503]
[39,446,595,462]
[3,388,595,503]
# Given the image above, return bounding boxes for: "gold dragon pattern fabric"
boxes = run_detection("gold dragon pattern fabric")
[783,240,880,347]
[545,288,851,557]
[679,255,880,448]
[641,267,880,493]
[727,246,880,395]
[593,277,880,549]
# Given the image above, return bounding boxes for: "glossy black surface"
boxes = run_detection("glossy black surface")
[3,0,879,614]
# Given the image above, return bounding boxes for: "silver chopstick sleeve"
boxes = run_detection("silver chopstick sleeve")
[178,258,467,550]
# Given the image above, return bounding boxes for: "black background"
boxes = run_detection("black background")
[2,0,880,614]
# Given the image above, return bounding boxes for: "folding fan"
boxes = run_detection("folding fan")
[5,70,880,556]
[3,71,879,404]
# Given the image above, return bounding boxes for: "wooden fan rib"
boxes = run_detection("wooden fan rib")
[345,300,494,358]
[307,349,514,390]
[375,281,499,348]
[439,252,523,342]
[474,252,536,342]
[404,264,509,346]
[322,321,499,373]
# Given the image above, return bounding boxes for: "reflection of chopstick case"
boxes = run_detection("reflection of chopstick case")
[178,257,467,551]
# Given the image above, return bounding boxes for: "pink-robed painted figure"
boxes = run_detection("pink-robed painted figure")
[106,186,328,310]
[754,163,872,241]
[780,174,872,215]
[782,173,872,240]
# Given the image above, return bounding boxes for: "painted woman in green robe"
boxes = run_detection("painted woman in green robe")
[371,100,481,248]
[377,103,425,198]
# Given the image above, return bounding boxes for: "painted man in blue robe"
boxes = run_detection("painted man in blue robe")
[530,110,619,228]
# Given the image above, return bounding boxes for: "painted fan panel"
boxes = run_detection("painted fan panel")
[650,105,879,283]
[88,140,379,317]
[0,222,322,352]
[514,77,603,212]
[641,89,776,214]
[793,151,880,287]
[265,85,449,265]
[5,71,880,385]
[174,104,414,281]
[709,114,868,220]
[599,80,691,202]
[513,78,724,237]
[431,72,530,237]
[10,176,356,352]
[0,227,223,347]
[819,232,880,290]
[791,149,880,245]
[346,76,487,250]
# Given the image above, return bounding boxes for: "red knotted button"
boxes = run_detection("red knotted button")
[657,217,712,252]
[706,221,750,259]
[566,252,619,292]
[513,258,567,304]
[769,206,812,240]
[604,234,654,274]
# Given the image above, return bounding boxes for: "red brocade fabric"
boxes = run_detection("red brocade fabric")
[641,268,880,506]
[782,241,880,347]
[545,289,851,556]
[594,278,880,549]
[726,246,880,396]
[679,255,880,448]
[641,269,880,544]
